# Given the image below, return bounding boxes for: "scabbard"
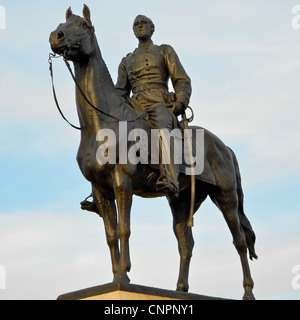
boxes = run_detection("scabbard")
[182,111,195,227]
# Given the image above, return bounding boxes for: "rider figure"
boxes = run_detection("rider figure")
[116,15,192,196]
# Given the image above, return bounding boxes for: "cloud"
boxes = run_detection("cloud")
[186,30,300,185]
[0,65,82,158]
[0,210,109,299]
[0,205,299,300]
[0,67,73,122]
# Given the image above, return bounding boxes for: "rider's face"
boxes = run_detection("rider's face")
[133,17,152,41]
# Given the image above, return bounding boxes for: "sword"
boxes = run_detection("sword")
[181,108,195,228]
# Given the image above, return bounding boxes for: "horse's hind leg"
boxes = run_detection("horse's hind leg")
[92,185,120,278]
[168,187,207,292]
[211,190,255,300]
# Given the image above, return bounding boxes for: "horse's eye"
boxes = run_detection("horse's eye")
[80,20,88,27]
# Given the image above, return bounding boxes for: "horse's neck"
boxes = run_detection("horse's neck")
[73,38,121,133]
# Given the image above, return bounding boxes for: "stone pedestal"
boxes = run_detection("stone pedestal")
[57,282,225,300]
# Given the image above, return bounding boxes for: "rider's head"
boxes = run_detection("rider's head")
[133,15,155,41]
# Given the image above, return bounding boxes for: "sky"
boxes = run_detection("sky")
[0,0,300,300]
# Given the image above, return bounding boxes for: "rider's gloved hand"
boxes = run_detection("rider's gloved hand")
[168,102,186,116]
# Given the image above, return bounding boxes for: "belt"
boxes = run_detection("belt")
[132,83,168,94]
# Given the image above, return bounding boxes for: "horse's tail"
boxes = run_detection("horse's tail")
[229,147,258,260]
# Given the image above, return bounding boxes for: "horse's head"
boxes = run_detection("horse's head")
[49,4,95,61]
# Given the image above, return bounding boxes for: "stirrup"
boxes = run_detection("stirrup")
[80,194,100,215]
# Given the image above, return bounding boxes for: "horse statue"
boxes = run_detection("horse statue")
[49,5,257,300]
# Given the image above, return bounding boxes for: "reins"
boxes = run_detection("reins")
[48,53,82,130]
[48,52,148,130]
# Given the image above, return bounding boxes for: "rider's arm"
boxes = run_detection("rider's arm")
[162,45,192,108]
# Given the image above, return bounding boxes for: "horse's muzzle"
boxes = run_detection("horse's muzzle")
[49,30,67,54]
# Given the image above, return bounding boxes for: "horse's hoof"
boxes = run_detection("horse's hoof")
[176,283,189,292]
[242,292,256,300]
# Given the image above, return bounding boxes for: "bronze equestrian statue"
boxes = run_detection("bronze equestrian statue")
[49,5,258,300]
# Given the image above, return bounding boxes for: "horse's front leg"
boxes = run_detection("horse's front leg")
[92,184,119,277]
[113,167,132,284]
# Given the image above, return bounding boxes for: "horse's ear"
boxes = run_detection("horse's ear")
[66,7,73,21]
[83,4,91,22]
